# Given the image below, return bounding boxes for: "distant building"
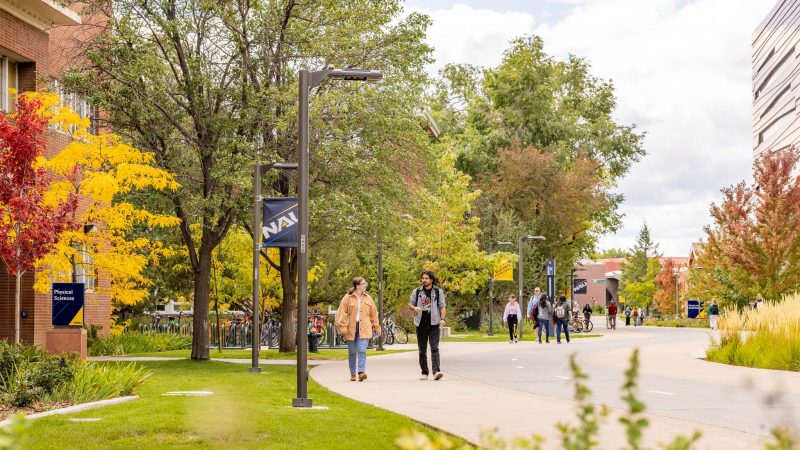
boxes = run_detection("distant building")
[752,0,800,160]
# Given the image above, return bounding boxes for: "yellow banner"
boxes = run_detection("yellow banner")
[493,260,513,281]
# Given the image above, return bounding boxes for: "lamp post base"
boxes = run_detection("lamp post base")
[292,397,314,408]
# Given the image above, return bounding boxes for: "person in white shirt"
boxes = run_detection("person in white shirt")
[502,294,521,343]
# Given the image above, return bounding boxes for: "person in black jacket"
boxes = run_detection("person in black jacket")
[582,302,592,325]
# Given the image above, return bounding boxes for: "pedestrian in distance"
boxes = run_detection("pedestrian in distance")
[582,302,592,325]
[633,307,639,326]
[502,294,520,343]
[572,300,580,319]
[608,301,618,329]
[409,270,447,381]
[335,277,381,382]
[707,300,720,330]
[527,286,542,327]
[536,293,553,344]
[625,305,632,326]
[555,296,571,344]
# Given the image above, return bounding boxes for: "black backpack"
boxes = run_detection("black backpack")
[710,304,719,315]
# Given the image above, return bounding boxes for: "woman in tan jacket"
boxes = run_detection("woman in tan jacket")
[336,277,381,381]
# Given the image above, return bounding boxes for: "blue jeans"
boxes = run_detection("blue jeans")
[537,318,550,342]
[347,327,369,375]
[556,318,570,342]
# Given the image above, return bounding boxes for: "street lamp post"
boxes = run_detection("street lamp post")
[673,268,680,318]
[252,161,297,374]
[294,66,382,409]
[487,242,494,337]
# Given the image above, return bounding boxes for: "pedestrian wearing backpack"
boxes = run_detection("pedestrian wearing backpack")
[555,296,571,344]
[409,270,447,380]
[527,287,542,326]
[536,293,553,344]
[707,300,720,330]
[503,294,520,343]
[624,305,632,326]
[335,277,381,382]
[608,301,618,329]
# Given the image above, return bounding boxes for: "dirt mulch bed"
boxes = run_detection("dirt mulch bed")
[0,402,71,421]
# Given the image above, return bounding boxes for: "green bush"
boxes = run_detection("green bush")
[88,332,192,356]
[0,341,78,407]
[49,362,151,404]
[644,317,709,328]
[591,304,606,315]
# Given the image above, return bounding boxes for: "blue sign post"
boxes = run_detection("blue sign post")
[546,259,556,336]
[262,198,298,248]
[52,283,84,327]
[687,300,701,319]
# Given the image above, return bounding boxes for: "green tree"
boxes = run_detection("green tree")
[690,147,800,307]
[66,0,433,355]
[591,248,629,259]
[429,36,645,285]
[619,222,660,309]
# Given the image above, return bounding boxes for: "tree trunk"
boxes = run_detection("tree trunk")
[191,245,213,360]
[14,271,21,344]
[279,247,297,352]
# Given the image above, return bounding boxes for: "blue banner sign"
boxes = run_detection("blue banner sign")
[52,283,84,327]
[687,300,701,318]
[546,259,556,299]
[262,198,298,248]
[573,278,588,294]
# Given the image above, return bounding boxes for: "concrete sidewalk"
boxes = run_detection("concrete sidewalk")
[311,333,773,449]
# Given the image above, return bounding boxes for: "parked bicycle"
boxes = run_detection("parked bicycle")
[381,312,409,345]
[308,311,328,347]
[262,312,281,347]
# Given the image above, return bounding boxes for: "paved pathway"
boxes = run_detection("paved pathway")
[311,326,800,449]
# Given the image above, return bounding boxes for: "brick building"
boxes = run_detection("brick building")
[0,1,110,348]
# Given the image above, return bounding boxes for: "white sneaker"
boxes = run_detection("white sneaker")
[419,375,428,380]
[509,340,513,344]
[434,372,443,380]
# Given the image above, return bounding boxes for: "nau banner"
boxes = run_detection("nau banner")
[493,259,513,281]
[52,283,84,327]
[573,278,588,294]
[546,259,556,299]
[262,198,298,248]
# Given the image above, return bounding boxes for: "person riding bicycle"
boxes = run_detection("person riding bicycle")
[582,302,592,325]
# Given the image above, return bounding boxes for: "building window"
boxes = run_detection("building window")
[759,107,795,145]
[761,85,792,118]
[0,56,19,113]
[73,243,96,291]
[756,48,795,99]
[48,79,95,132]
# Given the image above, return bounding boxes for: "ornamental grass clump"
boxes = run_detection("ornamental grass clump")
[88,332,192,356]
[49,362,151,404]
[708,294,800,371]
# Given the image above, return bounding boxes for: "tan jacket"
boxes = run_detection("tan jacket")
[335,292,381,341]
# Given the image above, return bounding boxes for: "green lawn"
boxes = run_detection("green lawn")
[129,348,411,360]
[21,360,459,449]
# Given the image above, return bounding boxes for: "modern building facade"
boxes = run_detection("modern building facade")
[0,1,110,348]
[753,0,800,160]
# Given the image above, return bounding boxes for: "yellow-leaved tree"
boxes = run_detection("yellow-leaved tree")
[31,91,180,330]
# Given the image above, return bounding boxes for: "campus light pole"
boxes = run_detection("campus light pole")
[673,268,680,318]
[517,236,545,340]
[295,67,382,409]
[252,162,297,373]
[487,242,496,336]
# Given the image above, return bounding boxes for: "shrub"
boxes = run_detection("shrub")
[707,295,800,371]
[644,317,709,328]
[49,362,151,404]
[88,332,192,356]
[0,342,78,407]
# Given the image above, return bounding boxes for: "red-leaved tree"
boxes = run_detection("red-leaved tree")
[0,94,78,343]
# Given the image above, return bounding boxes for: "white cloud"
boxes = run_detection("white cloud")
[534,0,774,255]
[412,0,775,256]
[408,4,536,74]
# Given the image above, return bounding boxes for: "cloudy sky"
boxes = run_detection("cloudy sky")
[404,0,777,256]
